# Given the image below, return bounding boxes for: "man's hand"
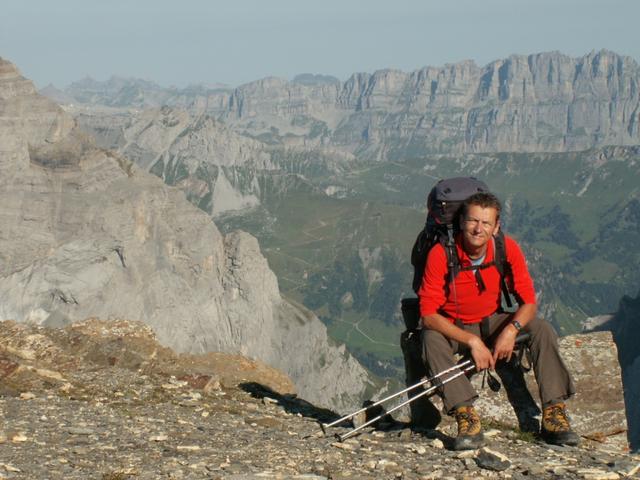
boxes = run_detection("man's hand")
[468,336,495,371]
[492,325,518,363]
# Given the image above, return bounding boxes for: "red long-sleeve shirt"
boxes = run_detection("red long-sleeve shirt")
[418,234,536,324]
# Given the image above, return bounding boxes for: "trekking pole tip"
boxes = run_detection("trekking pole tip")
[319,422,328,435]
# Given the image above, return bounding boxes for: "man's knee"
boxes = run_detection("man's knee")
[422,328,449,349]
[421,329,453,363]
[525,316,558,343]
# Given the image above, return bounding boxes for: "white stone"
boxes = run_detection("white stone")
[430,438,445,449]
[176,445,201,452]
[478,447,510,463]
[577,469,620,480]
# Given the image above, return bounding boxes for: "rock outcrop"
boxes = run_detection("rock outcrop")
[474,331,629,451]
[53,50,640,156]
[0,56,374,412]
[406,330,630,452]
[0,318,296,396]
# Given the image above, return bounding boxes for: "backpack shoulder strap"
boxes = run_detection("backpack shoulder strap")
[442,226,460,280]
[493,230,509,277]
[493,230,516,310]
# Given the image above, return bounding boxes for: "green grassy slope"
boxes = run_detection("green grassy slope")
[218,146,640,378]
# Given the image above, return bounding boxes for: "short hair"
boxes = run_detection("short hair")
[462,192,502,220]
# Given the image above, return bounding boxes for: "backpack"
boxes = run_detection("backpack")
[403,177,515,330]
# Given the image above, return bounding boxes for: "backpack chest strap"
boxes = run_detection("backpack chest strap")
[458,261,496,293]
[457,261,496,272]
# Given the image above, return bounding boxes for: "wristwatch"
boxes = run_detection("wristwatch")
[511,320,523,332]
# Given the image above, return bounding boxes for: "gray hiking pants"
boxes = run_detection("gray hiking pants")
[421,313,576,414]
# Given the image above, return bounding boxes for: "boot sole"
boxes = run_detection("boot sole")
[541,430,580,447]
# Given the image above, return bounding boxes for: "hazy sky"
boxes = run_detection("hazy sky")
[1,0,638,89]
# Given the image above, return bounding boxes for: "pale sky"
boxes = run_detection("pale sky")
[1,0,638,89]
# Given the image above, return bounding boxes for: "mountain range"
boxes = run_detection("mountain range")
[51,49,639,155]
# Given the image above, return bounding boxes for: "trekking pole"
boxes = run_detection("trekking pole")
[320,359,473,434]
[337,362,476,442]
[329,332,530,441]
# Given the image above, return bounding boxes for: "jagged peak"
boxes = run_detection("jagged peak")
[370,68,406,77]
[0,56,31,84]
[182,82,232,94]
[237,76,290,91]
[439,58,480,71]
[0,56,20,72]
[585,48,637,63]
[343,71,372,85]
[0,59,39,102]
[525,50,572,62]
[292,73,340,86]
[65,75,164,94]
[67,75,100,88]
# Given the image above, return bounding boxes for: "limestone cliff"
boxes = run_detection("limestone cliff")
[0,56,374,412]
[55,50,640,156]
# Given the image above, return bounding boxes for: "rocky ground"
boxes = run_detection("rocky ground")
[1,320,639,479]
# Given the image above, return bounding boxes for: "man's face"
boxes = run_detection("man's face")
[460,204,500,253]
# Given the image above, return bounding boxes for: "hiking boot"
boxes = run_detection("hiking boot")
[452,405,484,450]
[541,402,580,446]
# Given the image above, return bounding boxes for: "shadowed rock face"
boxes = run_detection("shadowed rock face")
[590,292,640,452]
[0,56,374,413]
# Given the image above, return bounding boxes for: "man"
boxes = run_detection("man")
[418,192,578,450]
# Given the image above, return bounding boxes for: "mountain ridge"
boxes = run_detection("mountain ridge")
[48,49,640,155]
